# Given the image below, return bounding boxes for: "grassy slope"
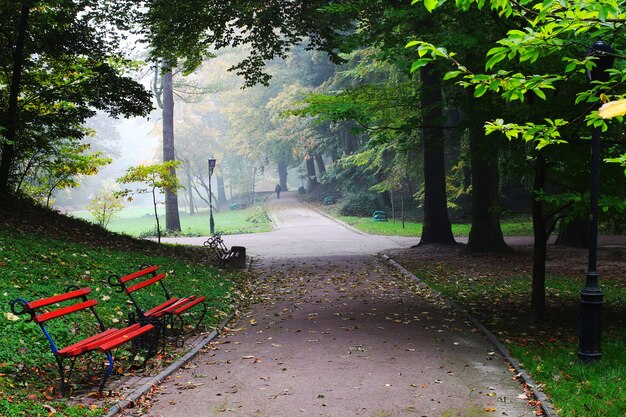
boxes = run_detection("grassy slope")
[0,196,240,416]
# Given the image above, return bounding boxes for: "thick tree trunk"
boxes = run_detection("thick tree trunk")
[217,175,227,207]
[277,159,289,191]
[555,217,589,248]
[419,65,455,245]
[0,3,30,194]
[162,67,181,232]
[343,125,358,155]
[466,129,510,253]
[531,155,547,322]
[314,153,326,175]
[306,157,319,192]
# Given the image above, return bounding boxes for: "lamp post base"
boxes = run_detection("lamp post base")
[578,272,603,362]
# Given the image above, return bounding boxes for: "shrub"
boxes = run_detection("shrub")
[339,192,386,217]
[246,206,270,224]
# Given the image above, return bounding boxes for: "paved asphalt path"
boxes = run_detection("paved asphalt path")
[160,192,416,259]
[148,192,534,417]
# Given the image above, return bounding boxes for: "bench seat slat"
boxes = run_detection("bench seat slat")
[159,296,197,314]
[119,265,160,283]
[143,298,180,317]
[83,323,142,352]
[34,299,98,324]
[57,328,119,357]
[126,273,166,294]
[28,288,91,309]
[97,324,155,352]
[171,296,207,315]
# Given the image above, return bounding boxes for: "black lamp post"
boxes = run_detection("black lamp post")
[208,158,216,236]
[579,40,614,362]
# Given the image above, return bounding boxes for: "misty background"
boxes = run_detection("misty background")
[54,45,331,213]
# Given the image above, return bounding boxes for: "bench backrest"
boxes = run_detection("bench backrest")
[10,287,106,354]
[108,265,170,313]
[204,236,227,250]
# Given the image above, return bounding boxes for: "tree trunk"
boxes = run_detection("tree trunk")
[0,3,30,194]
[277,159,289,190]
[152,187,161,244]
[343,125,358,155]
[217,175,227,207]
[306,157,319,192]
[419,65,455,245]
[314,153,326,175]
[184,163,195,214]
[162,67,181,232]
[466,128,510,253]
[555,217,589,248]
[531,155,547,322]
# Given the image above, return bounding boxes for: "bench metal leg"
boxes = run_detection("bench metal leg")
[99,351,114,394]
[193,301,207,330]
[56,356,80,395]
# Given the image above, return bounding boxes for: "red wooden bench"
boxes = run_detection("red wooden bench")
[107,265,207,343]
[10,287,154,394]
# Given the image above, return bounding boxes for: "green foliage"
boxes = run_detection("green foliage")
[0,1,153,193]
[245,205,271,224]
[407,0,626,167]
[117,161,183,198]
[338,192,386,217]
[86,184,125,229]
[117,161,184,242]
[23,142,112,208]
[143,1,349,86]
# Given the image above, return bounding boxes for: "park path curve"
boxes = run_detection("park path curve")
[147,192,534,417]
[161,191,416,258]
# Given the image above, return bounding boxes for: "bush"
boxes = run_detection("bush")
[339,192,386,217]
[246,206,270,224]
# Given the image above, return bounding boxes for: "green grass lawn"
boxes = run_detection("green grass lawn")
[336,215,533,236]
[71,205,272,237]
[0,227,239,416]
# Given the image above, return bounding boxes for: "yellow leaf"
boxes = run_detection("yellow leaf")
[598,99,626,119]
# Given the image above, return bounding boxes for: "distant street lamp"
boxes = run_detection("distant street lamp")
[579,40,615,362]
[208,158,216,236]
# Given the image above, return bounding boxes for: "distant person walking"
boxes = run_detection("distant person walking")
[275,184,282,199]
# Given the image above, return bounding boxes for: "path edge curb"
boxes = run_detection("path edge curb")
[381,254,559,417]
[103,259,252,417]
